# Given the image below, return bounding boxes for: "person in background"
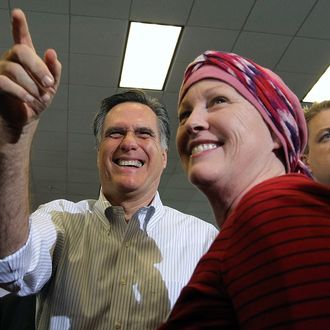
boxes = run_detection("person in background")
[158,50,330,329]
[303,100,330,186]
[0,9,218,330]
[0,293,35,330]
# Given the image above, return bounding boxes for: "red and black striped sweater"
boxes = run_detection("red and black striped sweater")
[159,174,330,329]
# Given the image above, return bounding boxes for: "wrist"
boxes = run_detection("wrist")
[0,119,39,148]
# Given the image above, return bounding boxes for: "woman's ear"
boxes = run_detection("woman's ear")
[270,131,282,150]
[301,153,313,176]
[301,153,310,167]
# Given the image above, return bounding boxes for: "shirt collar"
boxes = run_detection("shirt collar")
[94,190,165,233]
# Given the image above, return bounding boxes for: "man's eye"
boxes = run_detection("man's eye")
[136,129,154,138]
[106,131,123,138]
[139,131,152,137]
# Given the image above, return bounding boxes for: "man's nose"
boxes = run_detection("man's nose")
[120,132,138,150]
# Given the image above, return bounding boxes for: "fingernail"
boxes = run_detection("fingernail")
[42,75,54,87]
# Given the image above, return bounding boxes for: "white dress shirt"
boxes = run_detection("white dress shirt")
[0,192,218,330]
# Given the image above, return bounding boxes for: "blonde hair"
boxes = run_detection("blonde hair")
[303,100,330,154]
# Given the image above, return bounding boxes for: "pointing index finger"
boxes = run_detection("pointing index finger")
[11,8,35,51]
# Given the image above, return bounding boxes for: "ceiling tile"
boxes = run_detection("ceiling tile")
[69,85,117,111]
[130,0,193,25]
[165,172,196,190]
[26,11,69,53]
[161,92,180,128]
[32,131,68,151]
[162,162,177,177]
[51,84,69,110]
[187,191,207,204]
[0,0,8,8]
[188,0,254,29]
[176,26,238,62]
[70,0,131,19]
[68,111,96,134]
[69,54,122,87]
[68,133,95,153]
[11,0,69,13]
[167,140,178,156]
[31,166,67,181]
[67,181,99,196]
[56,53,69,84]
[159,187,195,201]
[68,151,97,170]
[165,61,189,92]
[0,9,12,48]
[70,16,128,56]
[68,167,99,183]
[244,0,316,35]
[233,32,291,68]
[298,0,330,39]
[31,179,66,194]
[38,108,68,132]
[31,149,67,168]
[276,37,330,74]
[277,71,318,100]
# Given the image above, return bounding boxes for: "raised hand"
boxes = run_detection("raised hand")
[0,8,61,140]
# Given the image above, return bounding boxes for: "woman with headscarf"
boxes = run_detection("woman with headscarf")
[158,51,330,329]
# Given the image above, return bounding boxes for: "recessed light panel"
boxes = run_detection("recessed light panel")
[304,65,330,103]
[120,22,181,90]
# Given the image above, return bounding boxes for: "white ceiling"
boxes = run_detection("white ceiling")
[1,0,329,227]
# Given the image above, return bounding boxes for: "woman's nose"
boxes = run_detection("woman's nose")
[185,109,208,134]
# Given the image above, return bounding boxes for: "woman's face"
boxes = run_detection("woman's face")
[306,109,330,185]
[176,79,281,195]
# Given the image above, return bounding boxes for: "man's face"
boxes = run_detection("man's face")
[97,102,167,203]
[306,109,330,185]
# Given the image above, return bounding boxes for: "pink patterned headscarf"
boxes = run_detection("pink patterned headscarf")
[179,50,309,175]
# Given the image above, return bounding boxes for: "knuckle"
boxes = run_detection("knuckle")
[0,74,8,87]
[1,49,12,60]
[8,44,31,62]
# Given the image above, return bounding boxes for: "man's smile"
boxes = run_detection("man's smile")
[115,159,144,168]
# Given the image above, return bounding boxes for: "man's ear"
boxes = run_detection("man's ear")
[162,149,168,169]
[96,148,100,169]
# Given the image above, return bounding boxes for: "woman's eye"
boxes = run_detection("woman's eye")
[178,111,190,125]
[319,131,330,142]
[211,96,227,105]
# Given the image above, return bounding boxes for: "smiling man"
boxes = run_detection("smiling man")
[0,9,218,330]
[95,97,168,219]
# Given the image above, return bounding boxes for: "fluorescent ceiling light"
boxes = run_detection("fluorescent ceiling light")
[119,22,181,90]
[303,65,330,103]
